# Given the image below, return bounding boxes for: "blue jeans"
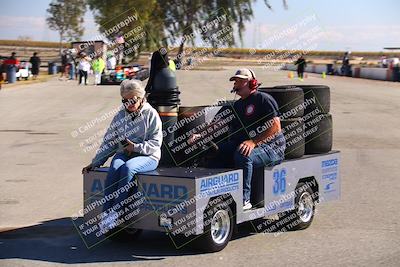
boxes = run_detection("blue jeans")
[69,64,75,80]
[103,153,158,213]
[209,133,286,203]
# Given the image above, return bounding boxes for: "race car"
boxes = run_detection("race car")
[100,64,149,85]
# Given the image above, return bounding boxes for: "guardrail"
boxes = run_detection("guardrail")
[282,64,400,82]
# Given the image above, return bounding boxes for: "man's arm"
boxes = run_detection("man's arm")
[238,117,282,157]
[252,117,282,145]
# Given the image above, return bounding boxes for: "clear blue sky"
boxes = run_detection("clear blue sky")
[0,0,399,51]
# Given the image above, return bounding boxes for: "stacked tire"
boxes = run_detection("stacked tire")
[258,87,306,159]
[273,85,332,154]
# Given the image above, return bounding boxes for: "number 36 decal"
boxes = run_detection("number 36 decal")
[273,168,286,195]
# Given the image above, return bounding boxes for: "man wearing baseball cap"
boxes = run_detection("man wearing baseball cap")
[205,68,286,210]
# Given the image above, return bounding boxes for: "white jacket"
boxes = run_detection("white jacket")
[91,102,163,167]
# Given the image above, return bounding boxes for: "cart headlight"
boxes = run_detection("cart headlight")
[159,215,173,228]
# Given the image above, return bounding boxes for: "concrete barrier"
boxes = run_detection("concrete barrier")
[359,68,391,81]
[282,64,396,82]
[283,64,326,74]
[305,65,313,72]
[314,65,326,74]
[283,64,297,71]
[352,67,361,78]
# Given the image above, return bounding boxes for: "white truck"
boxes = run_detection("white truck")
[80,150,340,252]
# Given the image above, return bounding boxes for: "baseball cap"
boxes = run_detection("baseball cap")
[229,68,256,81]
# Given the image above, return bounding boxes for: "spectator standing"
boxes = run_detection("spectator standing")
[29,52,41,80]
[4,52,19,83]
[294,55,307,80]
[92,56,105,85]
[60,50,68,80]
[0,56,4,89]
[106,54,116,70]
[78,54,91,85]
[67,51,76,80]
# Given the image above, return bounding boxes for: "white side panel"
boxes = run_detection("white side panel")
[235,152,341,223]
[194,169,243,235]
[83,168,108,222]
[264,152,341,215]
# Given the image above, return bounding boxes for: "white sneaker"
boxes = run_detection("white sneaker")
[98,212,110,233]
[98,210,119,233]
[243,200,252,210]
[107,210,119,229]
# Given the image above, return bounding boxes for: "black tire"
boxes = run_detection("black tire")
[304,113,332,154]
[259,87,305,118]
[274,85,330,114]
[106,226,143,242]
[282,182,316,231]
[280,118,305,159]
[195,196,234,252]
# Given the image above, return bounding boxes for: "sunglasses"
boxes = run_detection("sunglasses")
[121,97,140,106]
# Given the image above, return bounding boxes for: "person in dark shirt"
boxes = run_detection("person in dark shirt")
[4,52,19,65]
[190,69,286,210]
[294,55,307,80]
[9,52,17,61]
[29,52,41,80]
[60,50,68,80]
[341,51,351,76]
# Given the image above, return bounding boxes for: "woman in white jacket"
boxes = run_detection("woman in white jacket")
[82,79,163,230]
[77,54,91,85]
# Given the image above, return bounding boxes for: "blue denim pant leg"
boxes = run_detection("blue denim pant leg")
[103,153,129,212]
[113,156,158,210]
[69,65,75,79]
[234,142,285,203]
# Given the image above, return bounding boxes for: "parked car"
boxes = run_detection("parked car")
[16,61,32,80]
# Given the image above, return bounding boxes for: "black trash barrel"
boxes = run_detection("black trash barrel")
[48,62,57,75]
[148,67,181,166]
[393,66,400,82]
[6,65,17,83]
[157,106,179,167]
[327,64,334,74]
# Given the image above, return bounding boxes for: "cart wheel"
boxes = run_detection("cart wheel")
[196,198,234,252]
[106,226,143,242]
[283,182,316,230]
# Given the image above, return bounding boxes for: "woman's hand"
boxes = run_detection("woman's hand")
[124,139,135,155]
[82,163,94,174]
